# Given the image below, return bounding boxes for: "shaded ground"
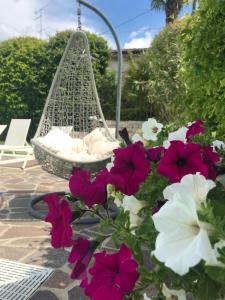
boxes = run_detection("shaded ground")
[0,161,114,300]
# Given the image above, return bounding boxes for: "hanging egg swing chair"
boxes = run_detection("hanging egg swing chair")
[31,0,122,180]
[29,0,122,223]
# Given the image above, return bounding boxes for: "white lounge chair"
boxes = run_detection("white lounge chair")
[0,119,34,169]
[0,125,7,137]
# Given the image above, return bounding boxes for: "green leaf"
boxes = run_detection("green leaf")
[205,266,225,284]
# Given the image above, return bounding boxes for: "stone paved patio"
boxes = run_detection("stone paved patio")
[0,161,113,300]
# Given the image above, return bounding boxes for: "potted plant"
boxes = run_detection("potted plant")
[45,118,225,300]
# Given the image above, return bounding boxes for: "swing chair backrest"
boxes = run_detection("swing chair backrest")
[35,31,112,140]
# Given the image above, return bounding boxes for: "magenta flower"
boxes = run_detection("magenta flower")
[108,142,150,195]
[202,146,220,180]
[69,168,108,208]
[157,141,208,183]
[83,244,139,300]
[186,119,204,140]
[44,193,73,248]
[146,146,165,162]
[68,237,98,280]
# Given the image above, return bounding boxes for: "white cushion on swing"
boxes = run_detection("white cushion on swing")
[57,149,104,162]
[36,127,119,161]
[36,128,75,152]
[84,128,108,147]
[88,140,119,155]
[84,128,119,155]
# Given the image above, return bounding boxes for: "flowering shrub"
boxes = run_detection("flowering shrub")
[45,118,225,300]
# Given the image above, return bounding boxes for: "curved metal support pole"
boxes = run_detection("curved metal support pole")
[78,0,122,139]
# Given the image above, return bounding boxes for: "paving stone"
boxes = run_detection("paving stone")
[0,246,28,260]
[43,270,73,289]
[25,248,69,268]
[0,165,95,299]
[0,209,9,214]
[0,225,10,234]
[12,237,51,248]
[68,286,89,300]
[0,214,7,219]
[8,212,34,220]
[0,226,49,238]
[30,291,59,300]
[9,197,30,207]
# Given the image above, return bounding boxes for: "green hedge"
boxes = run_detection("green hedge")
[180,0,225,138]
[0,31,116,138]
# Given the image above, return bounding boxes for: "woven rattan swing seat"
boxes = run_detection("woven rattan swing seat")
[31,31,115,179]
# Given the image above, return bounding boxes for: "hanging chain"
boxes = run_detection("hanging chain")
[77,0,82,30]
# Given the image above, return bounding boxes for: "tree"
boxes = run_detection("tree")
[151,0,184,23]
[180,0,225,139]
[122,20,186,122]
[0,37,49,137]
[0,31,116,138]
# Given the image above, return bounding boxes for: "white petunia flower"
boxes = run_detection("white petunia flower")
[143,293,152,300]
[163,127,188,149]
[132,133,144,143]
[106,156,115,171]
[152,193,217,275]
[162,283,186,300]
[142,118,163,141]
[163,173,215,208]
[122,196,146,228]
[114,198,122,207]
[206,240,225,267]
[213,140,225,151]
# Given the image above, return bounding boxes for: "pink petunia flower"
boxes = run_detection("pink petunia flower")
[83,244,139,300]
[108,142,150,195]
[69,168,108,208]
[157,141,208,183]
[186,119,204,140]
[146,146,165,162]
[202,146,220,180]
[44,193,73,248]
[68,237,98,280]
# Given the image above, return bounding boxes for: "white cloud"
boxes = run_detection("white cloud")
[124,31,153,49]
[0,0,97,41]
[129,26,148,38]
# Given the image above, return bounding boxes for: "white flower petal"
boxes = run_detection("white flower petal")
[207,240,225,267]
[152,196,215,275]
[114,198,122,207]
[162,283,186,300]
[122,196,146,229]
[106,156,115,171]
[122,196,146,215]
[153,194,198,233]
[163,140,171,149]
[142,118,163,141]
[130,213,143,228]
[132,133,143,143]
[143,293,152,300]
[213,140,225,150]
[163,127,188,148]
[163,174,215,208]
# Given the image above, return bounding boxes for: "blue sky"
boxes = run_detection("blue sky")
[0,0,192,48]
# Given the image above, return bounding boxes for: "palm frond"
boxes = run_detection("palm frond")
[150,0,166,10]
